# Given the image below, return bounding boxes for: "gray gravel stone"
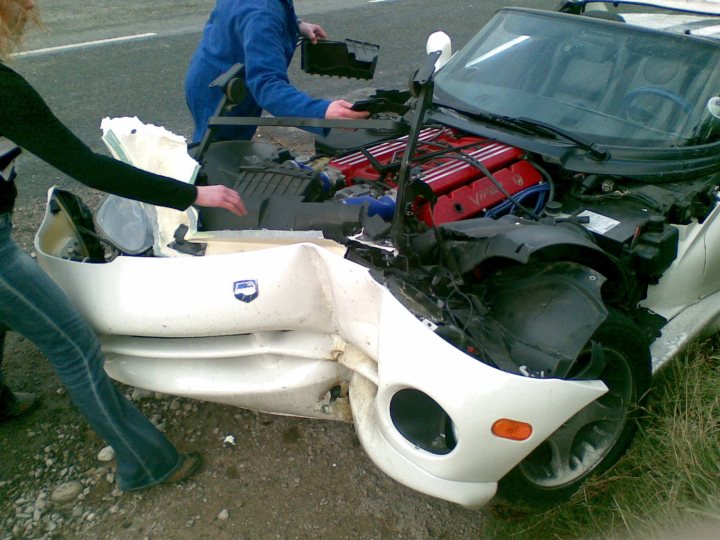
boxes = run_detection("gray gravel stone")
[50,481,83,504]
[97,446,116,462]
[131,388,155,401]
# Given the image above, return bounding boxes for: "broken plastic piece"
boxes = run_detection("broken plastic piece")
[301,38,379,80]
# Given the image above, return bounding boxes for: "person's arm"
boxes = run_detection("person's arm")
[241,9,331,119]
[0,64,245,215]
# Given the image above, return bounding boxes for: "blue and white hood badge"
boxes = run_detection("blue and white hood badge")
[233,279,259,303]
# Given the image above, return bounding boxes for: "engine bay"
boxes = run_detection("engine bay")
[194,124,717,289]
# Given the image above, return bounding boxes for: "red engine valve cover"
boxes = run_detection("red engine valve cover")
[328,127,543,225]
[419,160,542,225]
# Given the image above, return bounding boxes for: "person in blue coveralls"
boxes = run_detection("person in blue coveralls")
[185,0,369,143]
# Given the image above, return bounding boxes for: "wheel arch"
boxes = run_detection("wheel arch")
[495,308,651,509]
[471,261,611,379]
[449,218,622,280]
[431,215,630,304]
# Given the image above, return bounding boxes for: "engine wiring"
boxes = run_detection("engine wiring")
[400,133,557,221]
[484,182,550,218]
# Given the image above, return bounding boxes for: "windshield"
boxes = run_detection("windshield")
[434,9,720,149]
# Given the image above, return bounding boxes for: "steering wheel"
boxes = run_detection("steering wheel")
[620,86,692,124]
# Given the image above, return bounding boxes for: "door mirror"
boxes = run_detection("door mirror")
[426,31,452,71]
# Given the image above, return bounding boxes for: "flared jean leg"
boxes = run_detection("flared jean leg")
[0,216,181,490]
[0,325,17,412]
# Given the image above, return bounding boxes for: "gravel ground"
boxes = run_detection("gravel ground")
[0,332,489,539]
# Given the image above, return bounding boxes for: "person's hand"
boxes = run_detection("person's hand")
[194,185,247,216]
[325,100,370,120]
[299,21,327,44]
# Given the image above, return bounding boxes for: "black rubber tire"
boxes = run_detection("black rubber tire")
[496,310,651,510]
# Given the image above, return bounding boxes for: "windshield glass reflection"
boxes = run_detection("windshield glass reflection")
[434,9,720,148]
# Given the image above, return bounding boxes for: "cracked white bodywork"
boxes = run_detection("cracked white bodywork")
[35,194,606,508]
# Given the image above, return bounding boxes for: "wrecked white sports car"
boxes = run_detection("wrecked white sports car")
[35,1,720,510]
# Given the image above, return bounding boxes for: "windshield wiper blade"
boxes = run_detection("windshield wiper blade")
[514,117,609,161]
[437,106,536,135]
[436,106,609,161]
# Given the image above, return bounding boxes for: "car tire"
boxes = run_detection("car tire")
[496,309,651,510]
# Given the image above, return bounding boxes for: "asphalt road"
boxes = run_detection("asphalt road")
[13,0,553,208]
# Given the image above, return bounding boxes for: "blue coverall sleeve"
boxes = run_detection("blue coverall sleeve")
[241,9,331,119]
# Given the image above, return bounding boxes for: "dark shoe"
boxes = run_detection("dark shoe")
[160,452,203,486]
[0,392,40,423]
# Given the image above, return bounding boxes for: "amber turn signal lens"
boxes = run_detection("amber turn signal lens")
[491,419,533,441]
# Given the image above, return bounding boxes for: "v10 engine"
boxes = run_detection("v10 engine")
[322,127,547,225]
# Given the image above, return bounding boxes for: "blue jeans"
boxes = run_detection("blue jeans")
[0,212,182,490]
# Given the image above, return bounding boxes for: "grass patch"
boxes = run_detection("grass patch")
[484,337,720,539]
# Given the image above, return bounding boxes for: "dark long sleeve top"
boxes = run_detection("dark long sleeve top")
[0,62,197,214]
